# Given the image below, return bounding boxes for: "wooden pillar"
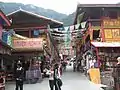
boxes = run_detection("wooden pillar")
[0,25,3,39]
[29,29,31,38]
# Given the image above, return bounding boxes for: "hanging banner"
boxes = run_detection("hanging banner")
[13,38,43,51]
[64,26,69,31]
[103,19,120,28]
[75,24,80,30]
[69,25,74,31]
[81,21,87,29]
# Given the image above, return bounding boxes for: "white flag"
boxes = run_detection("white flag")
[75,24,80,30]
[81,21,87,28]
[64,26,69,31]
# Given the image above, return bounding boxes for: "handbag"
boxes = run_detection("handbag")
[57,78,63,87]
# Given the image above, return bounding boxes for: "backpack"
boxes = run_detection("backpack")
[57,78,63,87]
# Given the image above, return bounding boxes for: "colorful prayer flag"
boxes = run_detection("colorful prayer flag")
[75,24,80,30]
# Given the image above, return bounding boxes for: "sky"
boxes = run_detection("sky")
[0,0,120,15]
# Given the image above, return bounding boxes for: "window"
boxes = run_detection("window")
[109,11,118,19]
[93,30,100,41]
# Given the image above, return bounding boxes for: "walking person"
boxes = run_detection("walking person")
[113,57,120,90]
[47,66,54,90]
[15,62,24,90]
[54,63,62,90]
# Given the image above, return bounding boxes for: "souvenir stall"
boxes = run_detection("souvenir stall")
[91,42,120,89]
[0,10,11,90]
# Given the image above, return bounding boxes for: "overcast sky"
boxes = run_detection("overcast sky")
[0,0,120,15]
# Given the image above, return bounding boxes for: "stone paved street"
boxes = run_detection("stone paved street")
[5,66,103,90]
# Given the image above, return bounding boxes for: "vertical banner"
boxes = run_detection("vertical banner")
[0,25,2,39]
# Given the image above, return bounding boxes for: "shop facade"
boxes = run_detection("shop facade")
[5,9,63,82]
[74,4,120,89]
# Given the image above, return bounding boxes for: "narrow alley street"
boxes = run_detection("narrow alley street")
[5,65,103,90]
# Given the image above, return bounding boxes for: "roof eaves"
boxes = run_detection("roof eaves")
[6,9,21,16]
[50,19,63,25]
[0,9,11,26]
[7,9,63,25]
[77,4,120,8]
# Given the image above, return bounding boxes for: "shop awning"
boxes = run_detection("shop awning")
[91,42,120,47]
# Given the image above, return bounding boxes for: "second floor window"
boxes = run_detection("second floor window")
[109,11,117,19]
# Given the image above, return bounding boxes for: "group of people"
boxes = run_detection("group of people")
[48,63,62,90]
[15,61,63,90]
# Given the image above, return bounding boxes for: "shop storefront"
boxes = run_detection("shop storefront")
[0,9,11,89]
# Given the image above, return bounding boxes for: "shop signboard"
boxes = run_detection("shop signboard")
[13,38,43,51]
[88,68,101,84]
[2,32,12,47]
[104,28,120,42]
[103,19,120,28]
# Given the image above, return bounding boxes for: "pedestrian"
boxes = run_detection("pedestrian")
[113,57,120,90]
[54,63,62,90]
[15,62,24,90]
[59,63,63,76]
[47,66,54,90]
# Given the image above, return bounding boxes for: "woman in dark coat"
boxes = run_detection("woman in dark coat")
[15,63,24,90]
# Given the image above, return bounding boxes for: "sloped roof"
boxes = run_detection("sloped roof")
[77,4,120,8]
[7,9,63,25]
[74,4,120,24]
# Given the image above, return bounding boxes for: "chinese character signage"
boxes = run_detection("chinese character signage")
[104,29,120,42]
[103,19,120,28]
[13,38,43,51]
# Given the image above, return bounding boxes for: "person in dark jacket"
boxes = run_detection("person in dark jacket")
[113,57,120,90]
[15,63,24,90]
[54,63,61,90]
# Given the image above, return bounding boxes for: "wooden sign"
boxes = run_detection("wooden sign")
[103,19,120,28]
[104,29,120,42]
[88,68,101,84]
[13,38,43,51]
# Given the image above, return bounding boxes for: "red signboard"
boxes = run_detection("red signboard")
[13,38,43,51]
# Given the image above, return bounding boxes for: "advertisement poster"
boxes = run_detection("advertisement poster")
[88,68,101,84]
